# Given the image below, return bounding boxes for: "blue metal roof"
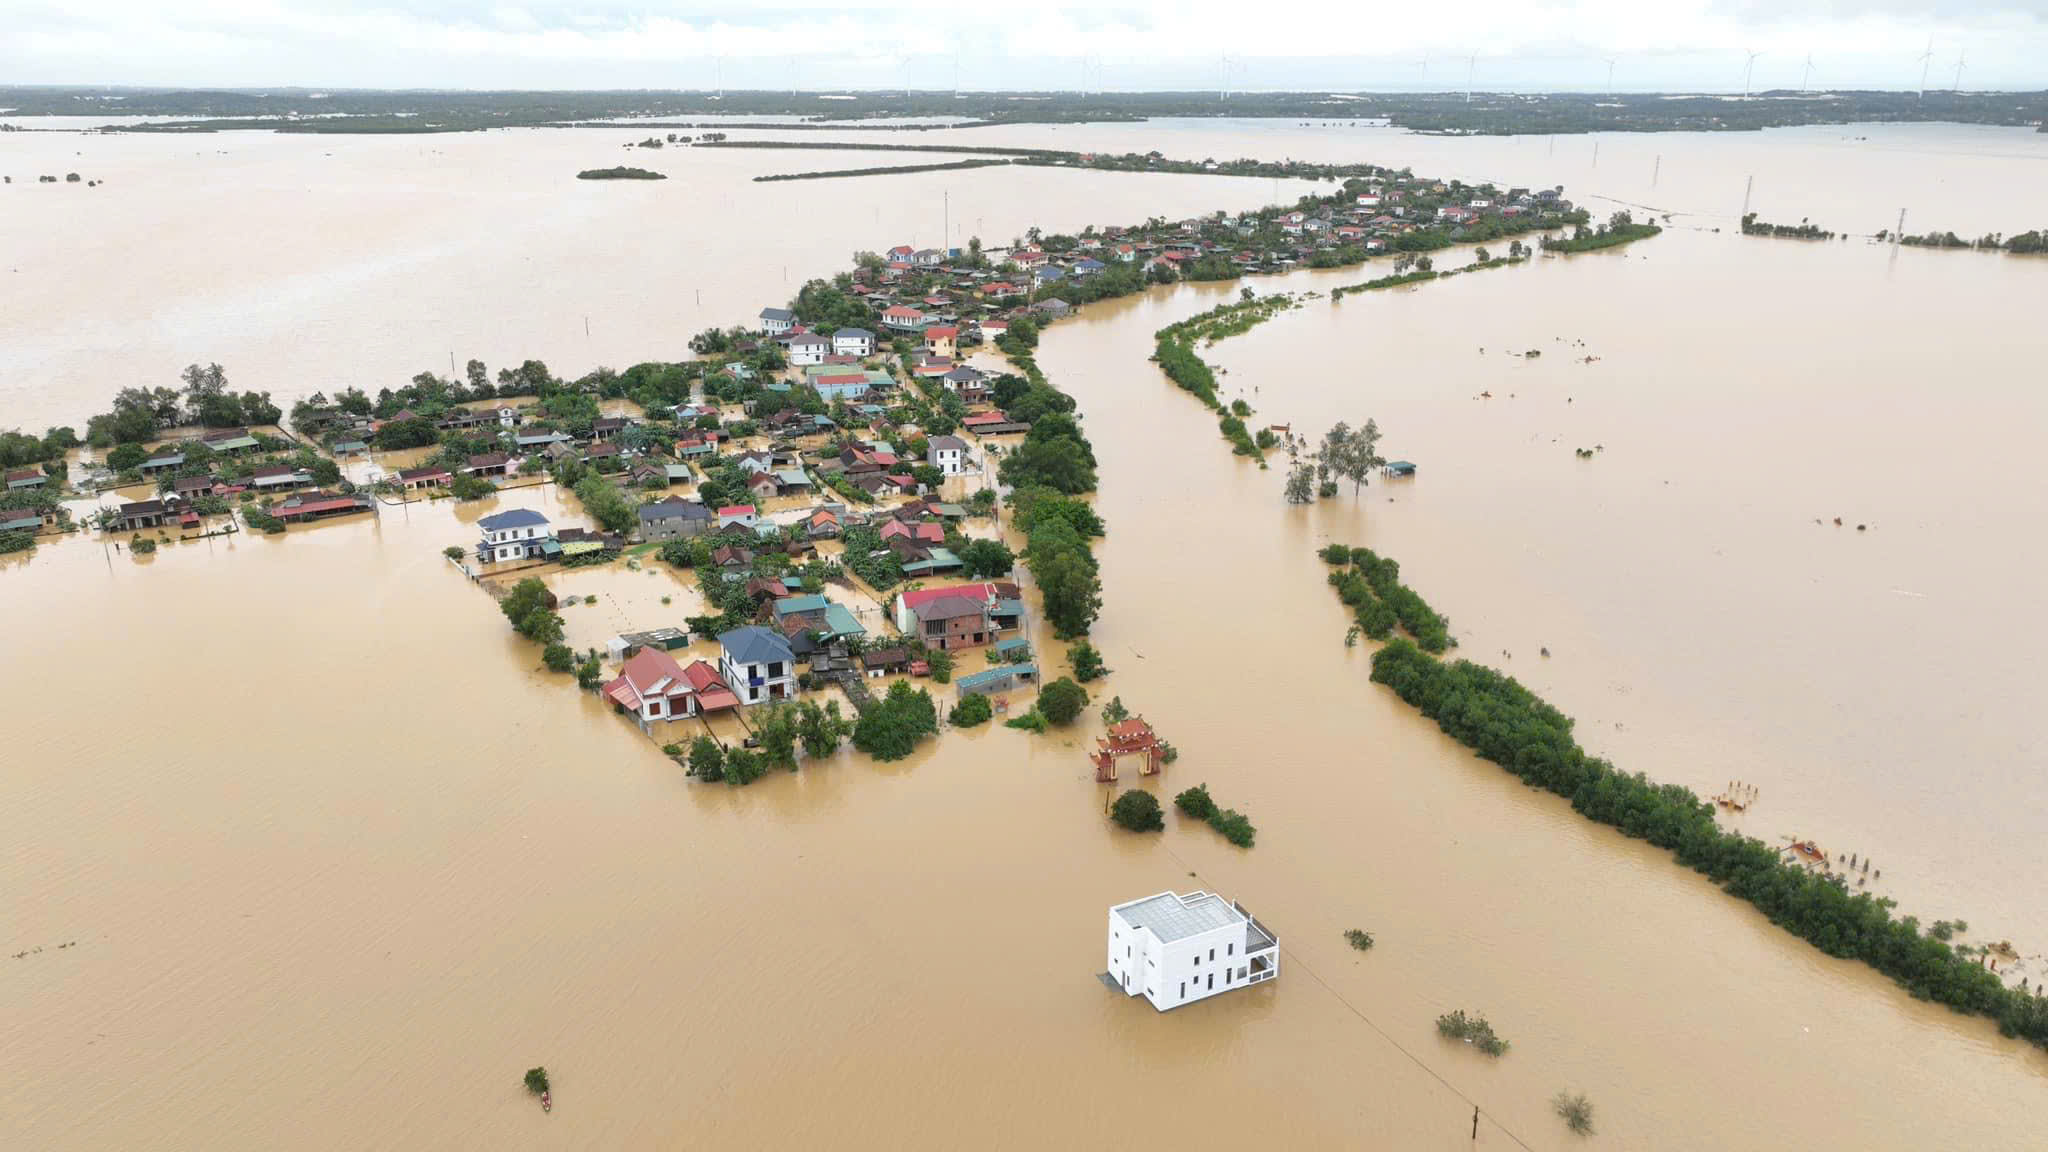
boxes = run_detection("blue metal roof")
[478,508,550,531]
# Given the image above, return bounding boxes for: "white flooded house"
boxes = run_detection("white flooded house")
[759,307,796,335]
[927,434,969,476]
[833,327,875,357]
[476,508,555,563]
[787,333,830,366]
[1106,891,1278,1011]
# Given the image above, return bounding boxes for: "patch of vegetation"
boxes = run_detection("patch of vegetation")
[1036,676,1088,725]
[1174,784,1217,820]
[1359,625,2048,1052]
[1345,928,1375,951]
[1541,211,1662,254]
[948,693,993,727]
[1741,212,1833,240]
[1553,1091,1595,1136]
[577,166,666,180]
[1110,789,1164,832]
[1068,640,1108,683]
[129,534,158,554]
[524,1067,550,1095]
[1436,1009,1509,1056]
[755,158,1013,182]
[852,680,940,761]
[1326,544,1450,652]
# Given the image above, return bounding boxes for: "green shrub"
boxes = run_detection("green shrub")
[1174,784,1217,820]
[1037,676,1088,725]
[129,534,158,554]
[1069,640,1108,683]
[1437,1010,1508,1056]
[948,693,993,727]
[1553,1091,1594,1136]
[1344,929,1375,952]
[1110,790,1164,832]
[1207,808,1256,848]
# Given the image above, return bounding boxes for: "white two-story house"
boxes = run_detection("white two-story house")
[787,333,829,366]
[833,327,875,357]
[476,507,555,563]
[927,434,969,477]
[759,307,796,335]
[1106,890,1278,1011]
[718,626,797,705]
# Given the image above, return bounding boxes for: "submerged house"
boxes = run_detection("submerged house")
[476,507,555,563]
[1106,890,1278,1011]
[718,626,797,706]
[601,647,739,728]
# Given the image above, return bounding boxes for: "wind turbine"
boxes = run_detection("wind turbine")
[1917,36,1934,98]
[1418,54,1429,90]
[1605,58,1616,98]
[1801,52,1814,94]
[1742,49,1761,99]
[1465,53,1477,104]
[1952,50,1966,93]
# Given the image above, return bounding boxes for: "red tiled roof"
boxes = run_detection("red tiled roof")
[717,504,756,517]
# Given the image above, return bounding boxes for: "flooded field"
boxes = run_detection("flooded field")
[4,120,2046,1149]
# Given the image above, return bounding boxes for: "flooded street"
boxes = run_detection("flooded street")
[4,120,2046,1148]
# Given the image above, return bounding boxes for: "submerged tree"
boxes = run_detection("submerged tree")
[1284,460,1317,504]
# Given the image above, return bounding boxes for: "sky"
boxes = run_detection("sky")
[4,0,2047,92]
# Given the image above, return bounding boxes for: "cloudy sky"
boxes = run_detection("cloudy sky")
[4,0,2046,91]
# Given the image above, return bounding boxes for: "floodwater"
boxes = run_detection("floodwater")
[4,120,2047,1150]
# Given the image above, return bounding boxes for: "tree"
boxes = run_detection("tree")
[1101,695,1129,725]
[948,693,993,727]
[753,704,799,769]
[957,538,1015,579]
[1284,460,1316,504]
[573,473,636,535]
[524,1067,550,1095]
[107,441,149,472]
[852,680,941,761]
[442,545,465,561]
[688,735,726,780]
[499,578,563,644]
[575,652,602,689]
[1553,1091,1595,1136]
[1318,420,1384,499]
[1174,784,1217,820]
[542,643,573,673]
[796,699,851,757]
[1068,640,1108,683]
[1037,677,1088,725]
[1110,790,1164,832]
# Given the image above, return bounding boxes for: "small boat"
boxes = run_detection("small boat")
[541,1090,552,1114]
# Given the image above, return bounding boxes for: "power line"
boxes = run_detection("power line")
[1147,833,1542,1151]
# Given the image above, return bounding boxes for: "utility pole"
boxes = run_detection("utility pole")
[943,189,950,253]
[1742,174,1753,219]
[1895,207,1906,245]
[1652,154,1661,185]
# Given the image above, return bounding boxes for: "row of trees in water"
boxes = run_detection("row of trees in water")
[1326,552,2048,1052]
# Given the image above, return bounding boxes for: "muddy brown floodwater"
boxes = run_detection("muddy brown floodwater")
[4,121,2046,1150]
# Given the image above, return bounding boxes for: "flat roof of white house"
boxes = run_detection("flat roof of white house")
[1112,891,1244,943]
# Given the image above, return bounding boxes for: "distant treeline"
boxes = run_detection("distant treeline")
[576,166,666,180]
[1317,545,2048,1056]
[754,158,1013,182]
[12,85,2048,136]
[1741,213,1834,240]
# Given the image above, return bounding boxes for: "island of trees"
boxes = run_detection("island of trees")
[576,166,665,180]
